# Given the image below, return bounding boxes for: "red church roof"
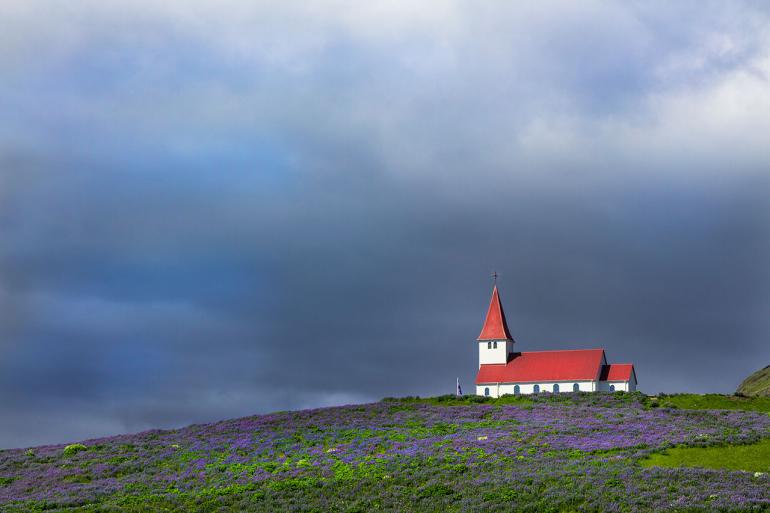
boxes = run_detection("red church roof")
[477,286,514,341]
[599,363,635,382]
[476,349,605,384]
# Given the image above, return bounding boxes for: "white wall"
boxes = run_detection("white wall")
[478,340,513,366]
[595,379,636,392]
[476,380,595,397]
[626,372,636,392]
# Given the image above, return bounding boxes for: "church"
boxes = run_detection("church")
[475,285,637,397]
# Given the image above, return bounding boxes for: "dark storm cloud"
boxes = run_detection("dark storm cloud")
[1,1,769,448]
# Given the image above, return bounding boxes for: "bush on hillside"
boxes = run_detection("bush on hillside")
[62,444,87,457]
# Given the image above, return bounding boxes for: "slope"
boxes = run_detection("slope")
[736,364,770,397]
[0,393,768,512]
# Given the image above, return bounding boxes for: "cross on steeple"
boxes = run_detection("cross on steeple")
[491,271,498,284]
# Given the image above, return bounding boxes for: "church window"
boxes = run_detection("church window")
[487,342,491,349]
[553,384,559,394]
[514,385,520,395]
[493,341,497,349]
[609,384,615,392]
[484,387,490,396]
[573,383,580,392]
[533,384,540,394]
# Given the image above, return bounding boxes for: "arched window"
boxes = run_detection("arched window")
[493,341,498,349]
[573,383,580,393]
[487,341,491,349]
[533,384,540,394]
[609,384,615,392]
[553,384,559,394]
[484,387,490,396]
[514,385,520,395]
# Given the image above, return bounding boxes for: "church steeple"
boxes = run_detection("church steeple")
[477,285,514,341]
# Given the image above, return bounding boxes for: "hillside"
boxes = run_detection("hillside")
[0,393,769,512]
[736,365,770,397]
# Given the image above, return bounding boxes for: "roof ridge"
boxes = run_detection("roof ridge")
[520,348,604,353]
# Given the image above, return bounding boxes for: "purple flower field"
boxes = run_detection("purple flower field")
[0,393,768,512]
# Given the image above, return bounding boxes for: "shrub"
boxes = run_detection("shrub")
[418,483,455,498]
[63,444,88,457]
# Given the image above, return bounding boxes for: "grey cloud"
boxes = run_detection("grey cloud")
[1,1,769,448]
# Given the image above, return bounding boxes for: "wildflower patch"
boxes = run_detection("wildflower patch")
[0,393,768,512]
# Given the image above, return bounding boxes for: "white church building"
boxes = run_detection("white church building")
[475,285,637,397]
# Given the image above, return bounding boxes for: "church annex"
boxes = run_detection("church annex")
[475,285,637,397]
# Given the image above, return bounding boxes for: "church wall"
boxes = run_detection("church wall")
[476,380,595,397]
[597,381,632,392]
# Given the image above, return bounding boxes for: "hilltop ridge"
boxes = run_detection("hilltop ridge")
[736,365,770,397]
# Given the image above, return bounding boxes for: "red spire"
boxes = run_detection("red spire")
[477,285,514,341]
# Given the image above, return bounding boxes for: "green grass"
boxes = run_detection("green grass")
[384,392,770,412]
[641,438,770,473]
[651,394,770,413]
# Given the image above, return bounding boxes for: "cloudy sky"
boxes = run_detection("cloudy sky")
[1,1,769,448]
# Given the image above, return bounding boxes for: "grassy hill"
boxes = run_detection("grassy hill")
[1,393,769,512]
[736,365,770,397]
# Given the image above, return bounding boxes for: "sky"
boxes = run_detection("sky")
[1,1,769,449]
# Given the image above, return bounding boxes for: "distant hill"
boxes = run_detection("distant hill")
[736,365,770,397]
[1,393,769,512]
